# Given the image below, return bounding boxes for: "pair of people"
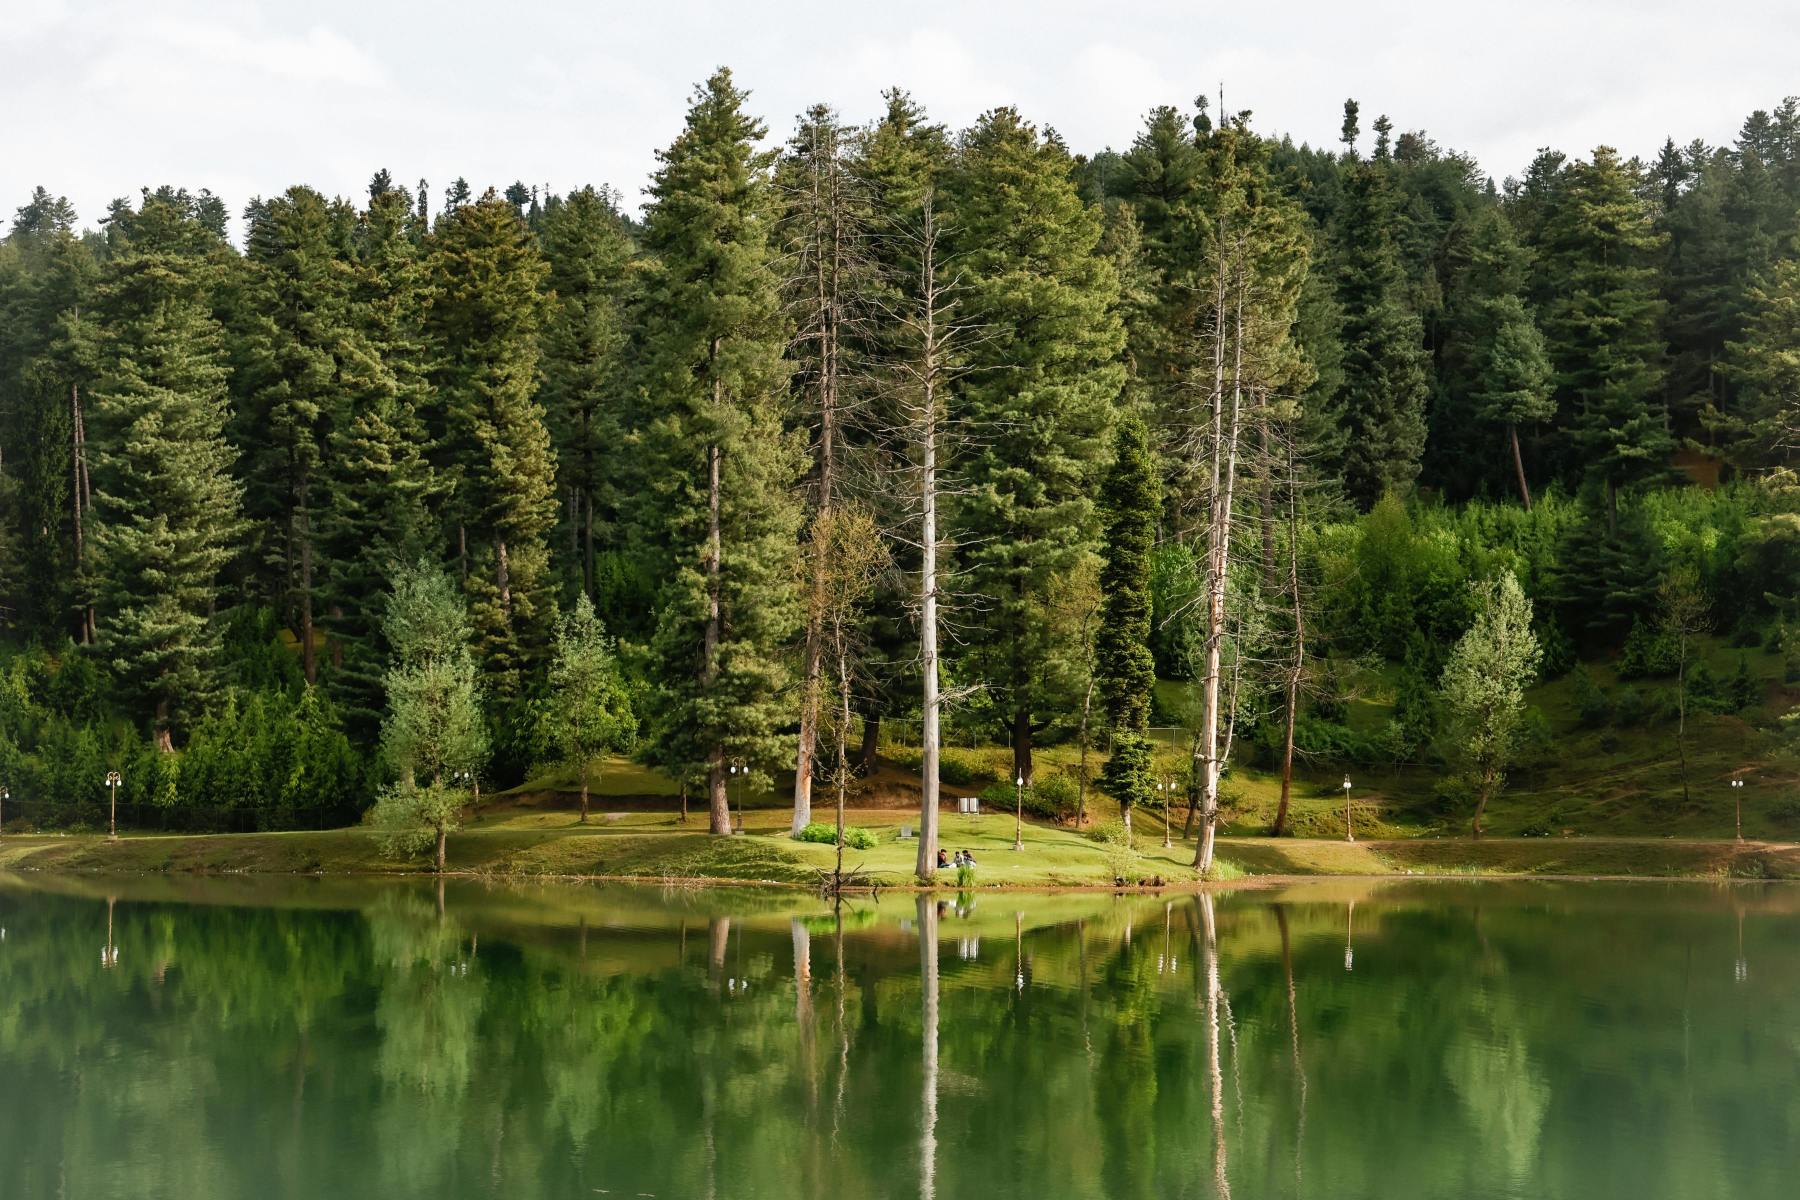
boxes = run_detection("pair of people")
[935,848,979,871]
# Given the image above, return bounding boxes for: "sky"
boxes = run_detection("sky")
[4,0,1798,238]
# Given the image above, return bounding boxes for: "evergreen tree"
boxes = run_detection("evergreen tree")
[88,191,243,749]
[235,186,358,684]
[1718,222,1800,468]
[422,193,558,695]
[1439,570,1541,836]
[1095,415,1159,828]
[1333,156,1430,507]
[546,593,633,823]
[949,106,1124,785]
[369,560,487,870]
[537,185,635,606]
[1437,211,1553,507]
[1536,147,1670,521]
[630,70,803,835]
[317,180,438,735]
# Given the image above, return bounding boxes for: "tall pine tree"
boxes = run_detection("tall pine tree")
[949,106,1124,784]
[631,70,803,835]
[88,191,243,749]
[422,193,558,695]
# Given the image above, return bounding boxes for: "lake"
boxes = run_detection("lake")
[0,874,1793,1199]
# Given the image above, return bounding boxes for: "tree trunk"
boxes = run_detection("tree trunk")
[579,760,590,824]
[583,491,596,604]
[708,755,730,836]
[494,537,512,618]
[1075,676,1094,827]
[704,437,730,836]
[1508,423,1532,512]
[435,823,447,873]
[859,712,881,776]
[298,501,316,684]
[1011,706,1034,789]
[835,637,851,881]
[1273,452,1305,838]
[917,388,941,878]
[1676,649,1690,806]
[1195,278,1246,873]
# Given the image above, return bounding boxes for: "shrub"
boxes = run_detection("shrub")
[1618,619,1678,679]
[796,821,878,848]
[1726,656,1761,711]
[1026,772,1080,820]
[1612,687,1652,727]
[1569,665,1611,728]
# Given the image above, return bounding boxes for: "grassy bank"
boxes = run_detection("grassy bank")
[5,802,1800,886]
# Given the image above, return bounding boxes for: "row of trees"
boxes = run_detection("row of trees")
[2,76,1797,871]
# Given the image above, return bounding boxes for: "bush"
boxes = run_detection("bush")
[1726,656,1761,711]
[1026,772,1080,821]
[1612,686,1652,728]
[796,821,877,849]
[1618,619,1678,680]
[1569,665,1611,728]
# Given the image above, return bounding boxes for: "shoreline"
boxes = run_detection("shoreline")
[5,824,1800,889]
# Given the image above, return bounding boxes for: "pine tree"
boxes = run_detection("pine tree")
[630,70,803,835]
[1536,147,1670,521]
[235,185,357,684]
[1095,415,1159,831]
[317,180,438,736]
[422,193,558,695]
[1719,222,1800,468]
[546,593,632,823]
[949,106,1124,785]
[1439,571,1541,836]
[88,191,244,749]
[1333,157,1430,507]
[777,103,873,836]
[537,185,635,606]
[369,560,487,870]
[1439,211,1554,507]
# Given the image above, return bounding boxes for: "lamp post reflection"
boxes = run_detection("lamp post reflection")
[100,895,119,968]
[1344,900,1356,972]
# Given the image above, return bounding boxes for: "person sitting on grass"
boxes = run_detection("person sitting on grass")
[937,847,949,870]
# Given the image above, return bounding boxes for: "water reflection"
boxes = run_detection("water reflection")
[1,877,1798,1199]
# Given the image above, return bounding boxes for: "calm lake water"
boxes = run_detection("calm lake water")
[0,874,1794,1199]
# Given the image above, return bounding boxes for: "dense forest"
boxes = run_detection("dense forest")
[1,71,1796,870]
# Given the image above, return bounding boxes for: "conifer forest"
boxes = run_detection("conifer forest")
[2,72,1798,875]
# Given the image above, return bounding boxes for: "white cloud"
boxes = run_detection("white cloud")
[3,0,1797,237]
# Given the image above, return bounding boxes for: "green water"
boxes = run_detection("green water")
[0,875,1794,1199]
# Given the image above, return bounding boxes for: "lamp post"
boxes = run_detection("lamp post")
[1159,779,1172,849]
[104,771,122,841]
[1731,778,1745,842]
[1013,772,1024,852]
[1342,776,1354,843]
[0,785,8,840]
[729,758,746,835]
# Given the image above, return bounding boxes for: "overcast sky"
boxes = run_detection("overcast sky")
[5,0,1797,237]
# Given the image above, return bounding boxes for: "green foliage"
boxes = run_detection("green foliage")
[1569,665,1612,728]
[88,189,244,745]
[796,821,877,849]
[545,594,633,810]
[423,193,557,695]
[1439,570,1543,831]
[630,70,803,805]
[949,105,1123,760]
